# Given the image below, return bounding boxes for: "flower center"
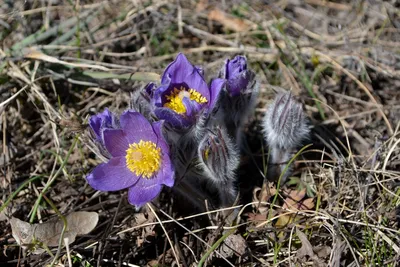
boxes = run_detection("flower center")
[164,87,208,114]
[125,140,161,178]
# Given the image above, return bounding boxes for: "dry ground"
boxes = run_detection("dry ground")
[0,0,400,266]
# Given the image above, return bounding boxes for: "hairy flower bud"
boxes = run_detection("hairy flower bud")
[197,126,240,207]
[130,83,154,119]
[262,92,310,184]
[262,92,310,150]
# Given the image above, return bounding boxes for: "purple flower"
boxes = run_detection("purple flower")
[87,110,174,207]
[222,55,252,97]
[89,108,118,143]
[151,53,225,129]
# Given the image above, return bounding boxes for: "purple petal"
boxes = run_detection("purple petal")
[182,97,203,117]
[195,65,204,76]
[226,56,247,79]
[127,183,162,207]
[226,70,251,96]
[152,84,169,107]
[161,53,209,101]
[87,157,139,191]
[151,121,169,153]
[154,107,192,129]
[89,108,113,140]
[103,129,129,157]
[208,78,225,112]
[145,82,156,97]
[158,153,175,187]
[120,110,157,144]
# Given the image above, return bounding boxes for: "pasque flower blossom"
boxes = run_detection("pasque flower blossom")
[222,55,254,97]
[87,110,174,207]
[150,53,225,129]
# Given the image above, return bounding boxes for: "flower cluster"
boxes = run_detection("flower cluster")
[85,53,308,208]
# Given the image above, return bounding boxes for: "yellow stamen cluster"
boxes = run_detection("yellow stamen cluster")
[188,89,207,104]
[164,87,208,114]
[203,147,210,161]
[125,140,161,178]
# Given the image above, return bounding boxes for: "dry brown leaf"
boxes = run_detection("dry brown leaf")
[314,246,332,258]
[275,213,292,228]
[276,188,315,228]
[247,212,267,223]
[296,229,326,266]
[0,209,9,222]
[296,228,314,259]
[130,207,156,247]
[302,198,315,210]
[133,213,147,225]
[196,0,208,12]
[283,188,315,211]
[252,182,277,213]
[216,234,247,258]
[283,188,307,209]
[208,9,252,32]
[10,211,98,253]
[147,260,159,267]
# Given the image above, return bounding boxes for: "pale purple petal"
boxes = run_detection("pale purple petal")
[145,82,156,97]
[103,129,129,157]
[208,78,225,112]
[87,157,139,191]
[226,71,251,96]
[151,84,169,107]
[158,153,175,187]
[154,107,192,129]
[182,97,203,117]
[89,108,113,140]
[127,183,162,207]
[226,56,247,79]
[120,110,157,144]
[151,121,169,153]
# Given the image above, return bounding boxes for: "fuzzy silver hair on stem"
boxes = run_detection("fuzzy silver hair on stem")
[221,75,259,145]
[262,92,310,183]
[197,126,240,207]
[129,84,154,121]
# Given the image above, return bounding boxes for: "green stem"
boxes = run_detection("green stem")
[42,195,67,267]
[0,176,43,213]
[269,144,313,220]
[197,229,235,267]
[29,137,79,223]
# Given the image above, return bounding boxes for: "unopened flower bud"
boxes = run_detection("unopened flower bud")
[198,126,240,207]
[218,55,259,146]
[262,92,310,184]
[262,92,310,150]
